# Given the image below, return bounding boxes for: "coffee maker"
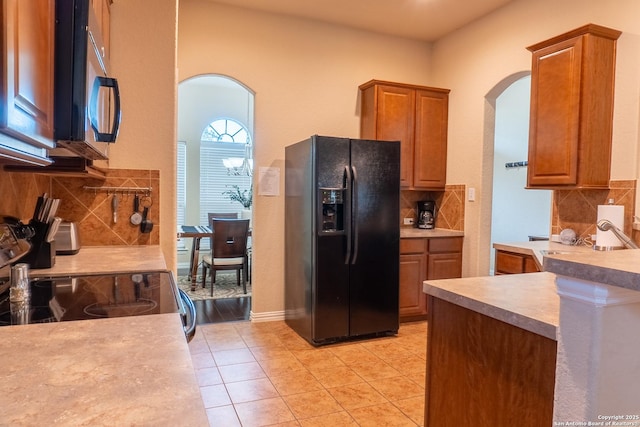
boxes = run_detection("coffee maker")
[417,201,436,229]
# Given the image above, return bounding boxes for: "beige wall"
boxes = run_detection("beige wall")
[108,0,179,270]
[430,0,640,276]
[178,1,433,316]
[106,0,640,317]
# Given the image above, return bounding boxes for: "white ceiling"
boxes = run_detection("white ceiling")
[206,0,514,42]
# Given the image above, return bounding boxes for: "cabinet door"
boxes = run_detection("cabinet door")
[427,252,462,280]
[527,37,582,187]
[1,0,55,154]
[399,253,428,319]
[373,85,415,187]
[413,89,448,189]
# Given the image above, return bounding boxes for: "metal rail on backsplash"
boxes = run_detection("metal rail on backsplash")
[83,186,153,196]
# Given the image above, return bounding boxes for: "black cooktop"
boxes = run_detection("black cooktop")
[0,272,181,326]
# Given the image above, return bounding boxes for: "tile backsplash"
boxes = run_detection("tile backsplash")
[0,172,51,220]
[400,184,465,231]
[552,180,637,245]
[0,169,160,246]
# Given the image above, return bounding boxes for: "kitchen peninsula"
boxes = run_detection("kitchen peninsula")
[422,248,640,425]
[0,246,208,426]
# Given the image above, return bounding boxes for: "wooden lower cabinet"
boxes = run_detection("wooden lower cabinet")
[424,297,556,426]
[399,236,462,322]
[399,251,428,320]
[495,249,540,274]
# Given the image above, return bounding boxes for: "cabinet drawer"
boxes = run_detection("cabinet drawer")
[495,251,525,274]
[428,237,463,253]
[400,238,427,254]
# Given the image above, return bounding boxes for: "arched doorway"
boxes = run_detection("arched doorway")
[177,75,255,322]
[485,73,552,274]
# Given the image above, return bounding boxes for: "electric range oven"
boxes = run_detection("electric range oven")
[0,271,196,342]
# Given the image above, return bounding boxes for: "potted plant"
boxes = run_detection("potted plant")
[222,185,252,208]
[222,185,252,223]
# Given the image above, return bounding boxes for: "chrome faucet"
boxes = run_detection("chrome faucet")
[596,219,639,249]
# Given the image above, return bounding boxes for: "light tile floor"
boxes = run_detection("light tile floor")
[188,320,428,427]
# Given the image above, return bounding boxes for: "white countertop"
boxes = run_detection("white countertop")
[400,227,464,239]
[493,240,593,270]
[493,241,640,292]
[0,314,208,426]
[423,241,640,342]
[423,272,559,340]
[543,248,640,292]
[28,245,168,277]
[0,245,208,425]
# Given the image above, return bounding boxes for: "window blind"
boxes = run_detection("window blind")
[199,141,252,227]
[177,141,187,249]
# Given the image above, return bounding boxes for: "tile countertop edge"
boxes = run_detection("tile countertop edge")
[423,272,559,341]
[400,227,464,238]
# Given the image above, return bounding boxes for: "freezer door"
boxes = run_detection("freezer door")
[313,136,350,342]
[348,138,400,337]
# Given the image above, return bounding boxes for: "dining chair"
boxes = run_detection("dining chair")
[205,212,237,250]
[201,218,250,295]
[208,212,252,283]
[207,212,237,224]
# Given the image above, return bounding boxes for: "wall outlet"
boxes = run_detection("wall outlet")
[404,218,414,225]
[468,187,476,202]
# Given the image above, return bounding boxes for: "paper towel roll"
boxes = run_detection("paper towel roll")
[596,204,625,249]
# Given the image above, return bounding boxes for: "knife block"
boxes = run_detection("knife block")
[21,221,56,269]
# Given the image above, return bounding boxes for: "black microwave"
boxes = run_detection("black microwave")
[53,0,121,160]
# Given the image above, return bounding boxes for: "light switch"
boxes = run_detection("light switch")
[468,187,476,202]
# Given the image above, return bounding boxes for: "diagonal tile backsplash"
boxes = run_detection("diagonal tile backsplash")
[0,169,160,247]
[551,180,636,244]
[400,185,465,231]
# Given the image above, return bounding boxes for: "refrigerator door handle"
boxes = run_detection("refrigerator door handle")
[351,165,359,264]
[344,165,352,264]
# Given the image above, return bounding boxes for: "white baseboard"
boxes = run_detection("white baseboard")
[250,310,285,322]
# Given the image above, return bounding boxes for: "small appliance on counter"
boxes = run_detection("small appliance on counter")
[417,201,436,229]
[54,221,81,255]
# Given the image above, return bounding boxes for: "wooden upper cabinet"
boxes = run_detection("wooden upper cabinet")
[414,89,449,189]
[360,80,450,190]
[0,0,55,165]
[526,24,621,189]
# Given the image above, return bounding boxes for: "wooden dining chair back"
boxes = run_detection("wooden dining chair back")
[207,212,237,226]
[201,218,250,295]
[206,212,237,250]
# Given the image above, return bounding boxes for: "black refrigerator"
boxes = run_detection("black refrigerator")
[285,135,400,345]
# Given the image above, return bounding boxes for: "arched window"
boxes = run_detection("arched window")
[198,118,253,227]
[202,118,251,144]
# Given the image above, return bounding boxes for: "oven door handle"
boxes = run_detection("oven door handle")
[179,288,197,342]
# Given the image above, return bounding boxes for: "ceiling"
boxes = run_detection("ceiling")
[206,0,514,42]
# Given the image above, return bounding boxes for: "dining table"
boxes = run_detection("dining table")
[177,225,251,291]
